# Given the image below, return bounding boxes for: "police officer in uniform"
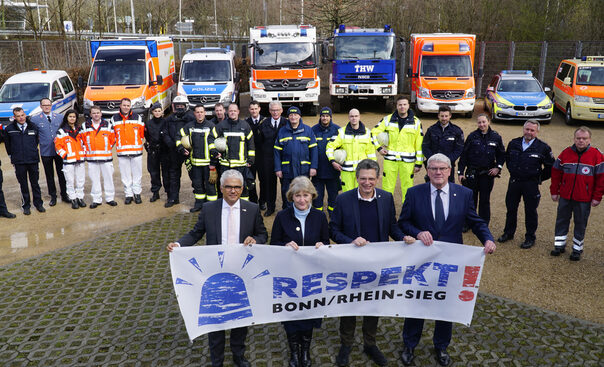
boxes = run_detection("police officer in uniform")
[180,104,217,212]
[422,105,464,183]
[458,113,505,225]
[144,103,170,203]
[0,123,16,218]
[312,106,340,215]
[498,120,554,249]
[245,101,264,205]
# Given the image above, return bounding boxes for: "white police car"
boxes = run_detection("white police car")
[0,70,77,125]
[484,70,553,123]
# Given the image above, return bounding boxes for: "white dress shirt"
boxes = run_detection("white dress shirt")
[221,199,241,245]
[430,183,450,220]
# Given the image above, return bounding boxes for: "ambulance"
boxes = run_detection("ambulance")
[177,47,240,115]
[552,56,604,124]
[409,33,476,117]
[82,37,176,119]
[246,25,320,115]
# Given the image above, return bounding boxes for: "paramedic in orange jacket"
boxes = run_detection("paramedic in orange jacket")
[54,109,86,209]
[111,98,146,205]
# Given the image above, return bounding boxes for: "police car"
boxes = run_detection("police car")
[0,70,77,125]
[484,70,553,123]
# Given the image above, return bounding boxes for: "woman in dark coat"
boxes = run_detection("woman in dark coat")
[271,175,329,367]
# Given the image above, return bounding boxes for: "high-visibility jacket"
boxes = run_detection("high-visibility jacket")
[326,122,376,172]
[550,145,604,203]
[211,118,255,168]
[80,119,115,162]
[111,111,145,156]
[180,119,216,166]
[55,126,85,164]
[371,110,423,165]
[274,121,318,178]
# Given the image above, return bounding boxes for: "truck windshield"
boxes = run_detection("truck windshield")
[577,67,604,86]
[498,79,542,92]
[420,56,472,77]
[334,36,394,60]
[254,42,316,68]
[89,49,146,86]
[181,60,232,82]
[0,83,49,102]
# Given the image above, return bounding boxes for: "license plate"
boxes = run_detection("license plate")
[517,112,531,116]
[279,93,294,98]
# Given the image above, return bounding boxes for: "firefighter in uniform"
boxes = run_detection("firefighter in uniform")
[274,106,318,209]
[457,113,505,225]
[312,107,340,214]
[211,103,255,201]
[422,105,464,183]
[144,103,170,203]
[550,126,603,261]
[498,120,554,249]
[163,95,194,207]
[180,104,217,212]
[372,97,423,204]
[326,108,376,192]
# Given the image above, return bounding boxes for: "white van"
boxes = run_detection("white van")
[0,70,77,125]
[177,47,240,115]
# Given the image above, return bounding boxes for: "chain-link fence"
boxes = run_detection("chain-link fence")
[1,39,603,97]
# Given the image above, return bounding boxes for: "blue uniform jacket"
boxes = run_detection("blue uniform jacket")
[422,122,464,165]
[4,120,40,165]
[458,127,505,174]
[330,188,406,244]
[274,120,318,179]
[312,121,340,179]
[270,207,329,247]
[30,111,63,156]
[505,137,554,182]
[398,182,494,244]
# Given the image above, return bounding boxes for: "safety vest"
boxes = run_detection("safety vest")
[55,127,85,164]
[326,122,376,172]
[111,111,145,156]
[371,112,423,165]
[80,119,115,162]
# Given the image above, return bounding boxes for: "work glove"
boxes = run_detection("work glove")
[209,168,217,184]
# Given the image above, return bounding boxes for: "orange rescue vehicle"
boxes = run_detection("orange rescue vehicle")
[409,33,476,117]
[82,37,176,119]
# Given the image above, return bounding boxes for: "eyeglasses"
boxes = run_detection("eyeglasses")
[223,185,243,191]
[428,167,450,172]
[41,104,52,107]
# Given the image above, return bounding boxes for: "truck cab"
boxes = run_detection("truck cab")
[177,47,239,116]
[246,25,320,115]
[409,33,476,117]
[326,25,398,112]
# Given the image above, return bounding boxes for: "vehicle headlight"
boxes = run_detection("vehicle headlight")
[83,98,94,108]
[336,87,346,94]
[574,95,590,103]
[466,88,475,98]
[255,81,264,89]
[306,80,317,88]
[542,102,552,109]
[382,87,392,94]
[131,97,145,109]
[418,87,430,98]
[220,93,232,104]
[496,101,511,108]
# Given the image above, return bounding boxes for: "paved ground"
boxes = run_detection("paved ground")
[1,213,602,367]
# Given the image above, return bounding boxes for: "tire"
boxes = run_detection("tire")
[384,97,394,113]
[464,110,473,118]
[307,104,318,116]
[564,103,574,125]
[330,96,341,113]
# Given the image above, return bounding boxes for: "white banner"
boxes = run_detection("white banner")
[169,241,486,341]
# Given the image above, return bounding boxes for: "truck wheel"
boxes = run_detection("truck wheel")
[305,104,318,116]
[564,104,574,125]
[384,97,394,113]
[330,96,341,113]
[464,110,473,118]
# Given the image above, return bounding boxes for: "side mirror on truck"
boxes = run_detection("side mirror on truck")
[150,75,163,86]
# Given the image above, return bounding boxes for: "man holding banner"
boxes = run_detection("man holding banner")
[167,169,268,367]
[330,159,415,367]
[398,153,496,366]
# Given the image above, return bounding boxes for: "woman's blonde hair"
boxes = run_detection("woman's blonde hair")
[286,176,318,202]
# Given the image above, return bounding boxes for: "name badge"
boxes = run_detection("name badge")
[446,137,455,141]
[488,142,497,146]
[27,131,36,135]
[529,154,540,158]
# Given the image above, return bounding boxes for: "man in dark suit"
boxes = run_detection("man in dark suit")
[330,159,415,367]
[245,100,264,206]
[398,153,496,366]
[167,169,267,367]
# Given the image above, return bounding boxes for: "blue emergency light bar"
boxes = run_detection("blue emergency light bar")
[501,70,532,75]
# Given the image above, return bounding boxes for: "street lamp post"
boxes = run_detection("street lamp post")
[130,0,136,33]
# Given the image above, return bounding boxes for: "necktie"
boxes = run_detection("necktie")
[21,125,25,133]
[273,120,277,129]
[47,115,51,123]
[227,206,237,245]
[435,189,445,231]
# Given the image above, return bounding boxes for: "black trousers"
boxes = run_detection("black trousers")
[257,156,277,210]
[167,151,185,201]
[41,154,66,199]
[208,327,248,367]
[402,318,452,350]
[248,164,259,204]
[472,174,495,225]
[339,316,379,347]
[147,149,170,195]
[0,167,9,214]
[503,178,541,241]
[15,163,43,209]
[190,165,217,201]
[312,177,341,214]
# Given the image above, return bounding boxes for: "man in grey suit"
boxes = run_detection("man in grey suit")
[167,169,267,367]
[30,98,68,205]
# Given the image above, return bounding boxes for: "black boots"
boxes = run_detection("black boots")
[287,332,301,367]
[300,329,312,367]
[287,330,313,367]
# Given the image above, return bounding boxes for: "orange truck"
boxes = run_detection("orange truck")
[82,37,176,119]
[246,25,320,115]
[408,33,476,117]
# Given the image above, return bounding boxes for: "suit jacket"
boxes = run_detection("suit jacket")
[271,207,329,247]
[398,182,493,244]
[178,199,268,246]
[30,111,63,156]
[330,188,405,243]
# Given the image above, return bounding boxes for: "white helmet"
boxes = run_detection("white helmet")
[214,137,227,152]
[376,132,389,147]
[333,149,347,164]
[180,135,192,149]
[172,95,189,105]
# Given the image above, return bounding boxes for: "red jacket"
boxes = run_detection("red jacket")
[550,145,604,202]
[55,127,85,163]
[111,111,145,156]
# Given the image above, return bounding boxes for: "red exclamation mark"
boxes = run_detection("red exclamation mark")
[458,266,481,302]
